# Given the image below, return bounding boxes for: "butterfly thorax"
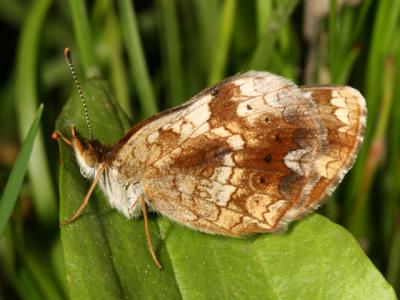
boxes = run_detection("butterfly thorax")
[72,133,144,218]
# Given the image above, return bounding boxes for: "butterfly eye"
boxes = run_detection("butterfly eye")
[82,144,100,168]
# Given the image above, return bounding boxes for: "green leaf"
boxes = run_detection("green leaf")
[14,0,56,226]
[0,104,43,236]
[56,80,395,299]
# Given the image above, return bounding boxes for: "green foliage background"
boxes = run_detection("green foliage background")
[0,0,399,299]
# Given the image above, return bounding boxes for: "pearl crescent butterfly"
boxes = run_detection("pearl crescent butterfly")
[54,48,367,268]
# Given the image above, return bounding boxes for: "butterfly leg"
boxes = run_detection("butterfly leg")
[139,196,162,270]
[60,163,106,226]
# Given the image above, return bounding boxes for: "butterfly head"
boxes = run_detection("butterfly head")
[53,126,106,178]
[72,127,107,177]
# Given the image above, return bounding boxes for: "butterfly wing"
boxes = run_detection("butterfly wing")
[127,71,330,236]
[292,85,367,218]
[112,72,366,236]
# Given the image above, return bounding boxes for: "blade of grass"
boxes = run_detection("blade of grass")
[364,0,400,127]
[327,3,362,84]
[364,1,388,118]
[383,43,400,247]
[346,0,400,220]
[352,0,373,40]
[349,56,394,237]
[68,0,99,77]
[387,221,400,288]
[17,246,64,300]
[0,0,25,27]
[326,4,363,84]
[0,105,43,235]
[208,0,237,84]
[274,22,299,79]
[117,0,158,117]
[193,0,219,76]
[15,268,44,300]
[157,0,184,106]
[0,224,16,286]
[105,4,131,116]
[328,0,338,81]
[178,1,206,95]
[14,0,57,226]
[0,77,16,139]
[248,0,300,70]
[256,0,272,40]
[335,45,361,84]
[16,198,65,300]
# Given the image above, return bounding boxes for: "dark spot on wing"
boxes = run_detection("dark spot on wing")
[264,154,272,163]
[210,87,219,96]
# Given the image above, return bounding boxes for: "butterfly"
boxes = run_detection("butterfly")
[54,48,366,269]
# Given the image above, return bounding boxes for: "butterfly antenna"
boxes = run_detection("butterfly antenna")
[64,48,94,140]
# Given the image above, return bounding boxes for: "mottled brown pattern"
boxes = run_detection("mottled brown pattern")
[294,86,366,218]
[107,72,326,235]
[78,71,367,237]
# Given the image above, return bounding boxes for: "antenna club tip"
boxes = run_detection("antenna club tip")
[51,131,60,140]
[64,47,72,63]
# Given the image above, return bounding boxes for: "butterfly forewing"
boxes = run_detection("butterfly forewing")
[108,71,365,236]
